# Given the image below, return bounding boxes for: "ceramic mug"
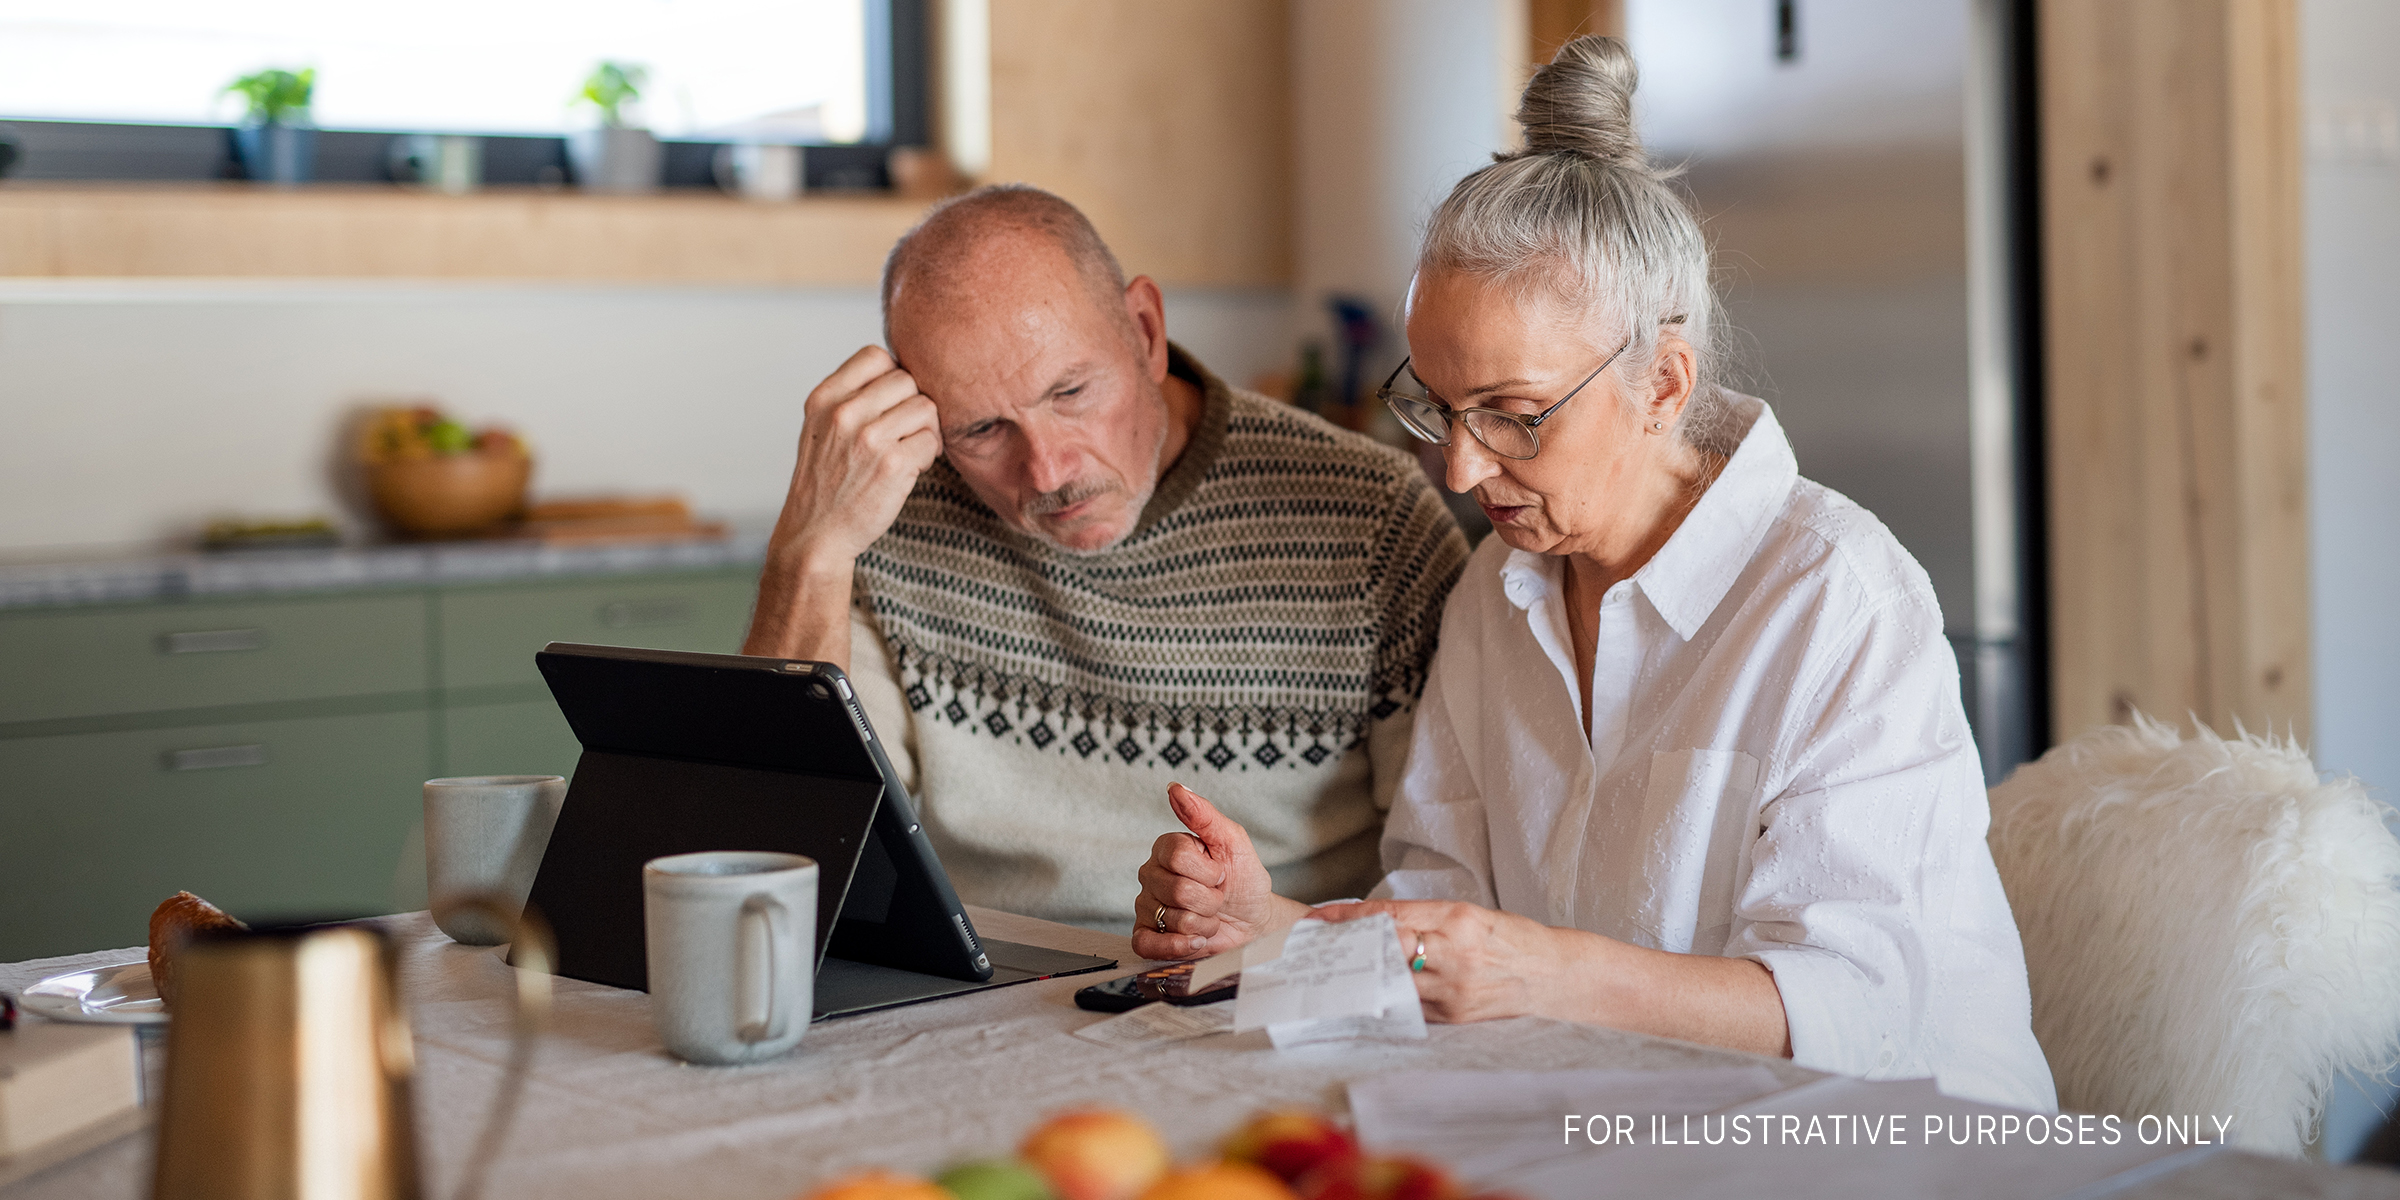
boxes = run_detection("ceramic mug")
[423,775,566,945]
[712,142,802,202]
[642,851,816,1065]
[388,134,483,194]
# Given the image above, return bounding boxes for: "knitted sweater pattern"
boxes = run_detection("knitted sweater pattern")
[853,352,1465,780]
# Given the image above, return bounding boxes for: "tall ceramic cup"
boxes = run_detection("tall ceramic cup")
[424,775,567,945]
[642,851,816,1065]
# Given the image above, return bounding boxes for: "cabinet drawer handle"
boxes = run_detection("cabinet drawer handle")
[598,599,694,629]
[160,628,265,654]
[164,744,269,771]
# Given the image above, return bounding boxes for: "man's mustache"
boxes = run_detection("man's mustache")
[1024,478,1118,519]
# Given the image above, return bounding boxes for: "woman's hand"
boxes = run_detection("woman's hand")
[1309,899,1565,1023]
[1311,899,1792,1055]
[1131,784,1305,961]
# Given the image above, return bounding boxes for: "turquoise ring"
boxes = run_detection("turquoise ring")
[1410,939,1428,972]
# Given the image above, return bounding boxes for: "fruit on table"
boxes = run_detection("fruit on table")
[937,1159,1056,1200]
[1294,1156,1463,1200]
[358,405,526,464]
[1221,1110,1360,1183]
[1135,1161,1298,1200]
[1019,1109,1172,1200]
[797,1170,953,1200]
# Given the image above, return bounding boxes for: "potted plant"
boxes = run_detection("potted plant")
[225,67,316,185]
[567,61,662,193]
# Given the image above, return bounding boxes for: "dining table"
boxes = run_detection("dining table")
[3,908,2394,1200]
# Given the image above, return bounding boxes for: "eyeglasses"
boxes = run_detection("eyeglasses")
[1379,335,1634,461]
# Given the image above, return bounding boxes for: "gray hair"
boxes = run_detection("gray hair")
[880,184,1129,348]
[1419,35,1732,450]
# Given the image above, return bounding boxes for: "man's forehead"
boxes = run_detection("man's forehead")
[926,342,1088,429]
[893,289,1123,418]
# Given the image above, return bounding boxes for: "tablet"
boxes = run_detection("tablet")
[525,643,1115,1018]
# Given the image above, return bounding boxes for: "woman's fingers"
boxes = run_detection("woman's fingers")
[1129,900,1222,961]
[1167,783,1252,869]
[1137,856,1224,916]
[1152,830,1225,889]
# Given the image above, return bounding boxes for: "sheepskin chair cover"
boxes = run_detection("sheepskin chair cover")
[1986,714,2400,1154]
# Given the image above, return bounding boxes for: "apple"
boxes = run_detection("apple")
[1220,1110,1360,1183]
[936,1159,1055,1200]
[1019,1109,1172,1200]
[1135,1161,1298,1200]
[1294,1156,1463,1200]
[798,1169,952,1200]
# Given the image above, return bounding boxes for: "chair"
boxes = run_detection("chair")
[1986,714,2400,1155]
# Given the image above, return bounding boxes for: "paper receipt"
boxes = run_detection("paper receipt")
[1233,914,1427,1045]
[1070,1001,1235,1048]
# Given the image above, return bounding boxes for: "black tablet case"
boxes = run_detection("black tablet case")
[525,644,1115,1019]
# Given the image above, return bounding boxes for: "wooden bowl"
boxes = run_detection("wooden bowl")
[367,453,532,538]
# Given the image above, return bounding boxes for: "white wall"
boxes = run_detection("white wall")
[2304,0,2400,1161]
[0,282,1291,555]
[1291,0,1517,358]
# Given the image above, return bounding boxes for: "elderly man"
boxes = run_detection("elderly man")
[743,184,1467,930]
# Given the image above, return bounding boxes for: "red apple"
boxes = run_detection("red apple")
[1295,1156,1463,1200]
[1019,1109,1172,1200]
[1220,1110,1361,1183]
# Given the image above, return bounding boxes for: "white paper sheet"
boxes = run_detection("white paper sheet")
[1347,1066,1788,1181]
[1485,1075,2217,1200]
[1265,1003,1428,1049]
[1231,915,1425,1048]
[1068,1001,1235,1048]
[1187,923,1287,994]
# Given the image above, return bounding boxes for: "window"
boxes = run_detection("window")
[0,0,927,187]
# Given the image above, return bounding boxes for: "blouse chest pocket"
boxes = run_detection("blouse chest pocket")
[1633,748,1762,955]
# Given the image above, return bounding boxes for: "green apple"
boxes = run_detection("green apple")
[936,1159,1054,1200]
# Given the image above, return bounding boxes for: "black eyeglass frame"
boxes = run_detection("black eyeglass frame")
[1377,335,1635,461]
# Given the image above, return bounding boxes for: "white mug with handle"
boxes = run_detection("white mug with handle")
[641,851,815,1065]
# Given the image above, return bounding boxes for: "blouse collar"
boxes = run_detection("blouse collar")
[1498,394,1799,641]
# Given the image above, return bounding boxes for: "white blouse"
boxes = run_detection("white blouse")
[1373,396,2057,1111]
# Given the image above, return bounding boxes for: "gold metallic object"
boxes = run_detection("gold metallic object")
[151,900,551,1200]
[151,923,419,1200]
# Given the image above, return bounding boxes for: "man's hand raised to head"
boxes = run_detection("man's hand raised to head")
[742,346,942,666]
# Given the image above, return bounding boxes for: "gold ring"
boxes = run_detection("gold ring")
[1154,904,1169,933]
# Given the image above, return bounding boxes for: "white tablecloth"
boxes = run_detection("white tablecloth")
[4,910,2394,1199]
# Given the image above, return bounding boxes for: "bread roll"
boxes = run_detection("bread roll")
[147,891,246,1009]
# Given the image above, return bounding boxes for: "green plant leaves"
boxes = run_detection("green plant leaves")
[577,61,647,128]
[225,67,314,124]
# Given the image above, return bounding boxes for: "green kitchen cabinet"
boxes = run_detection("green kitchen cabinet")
[439,698,583,782]
[0,709,432,961]
[0,563,761,962]
[436,571,757,691]
[0,593,428,726]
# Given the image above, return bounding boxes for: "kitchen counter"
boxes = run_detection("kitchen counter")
[0,524,770,611]
[0,530,772,961]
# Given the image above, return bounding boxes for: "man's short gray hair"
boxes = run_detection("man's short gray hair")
[880,184,1130,348]
[1419,35,1732,450]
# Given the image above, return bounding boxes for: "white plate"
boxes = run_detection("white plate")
[20,960,167,1025]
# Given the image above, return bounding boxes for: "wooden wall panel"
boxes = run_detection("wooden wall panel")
[985,0,1291,286]
[2038,0,2309,742]
[1527,0,1624,65]
[0,186,932,283]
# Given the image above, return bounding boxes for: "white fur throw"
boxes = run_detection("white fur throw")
[1987,715,2400,1154]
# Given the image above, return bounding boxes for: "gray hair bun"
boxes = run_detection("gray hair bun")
[1516,35,1645,166]
[1418,33,1733,451]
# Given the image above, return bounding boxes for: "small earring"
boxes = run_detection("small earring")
[1650,420,1665,433]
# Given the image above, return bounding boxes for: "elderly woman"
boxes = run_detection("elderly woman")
[1131,36,2055,1111]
